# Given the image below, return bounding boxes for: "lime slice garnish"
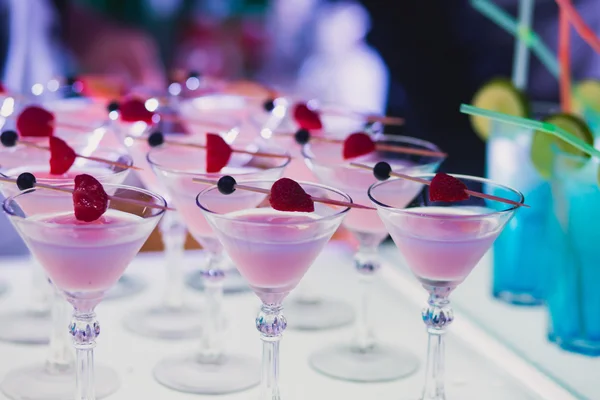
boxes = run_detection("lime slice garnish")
[470,77,530,141]
[530,113,594,179]
[573,79,600,116]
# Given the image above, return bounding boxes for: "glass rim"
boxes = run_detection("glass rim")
[146,144,291,177]
[301,134,445,168]
[195,179,352,225]
[2,183,167,229]
[0,148,134,184]
[368,173,525,220]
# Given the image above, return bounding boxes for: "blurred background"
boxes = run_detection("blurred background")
[2,0,598,178]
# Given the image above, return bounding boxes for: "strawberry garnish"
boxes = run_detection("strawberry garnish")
[206,133,232,173]
[16,106,55,137]
[343,132,376,159]
[49,137,77,175]
[429,173,470,202]
[293,103,322,130]
[73,174,109,222]
[269,178,314,212]
[119,97,155,124]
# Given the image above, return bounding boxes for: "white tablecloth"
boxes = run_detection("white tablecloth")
[0,243,576,399]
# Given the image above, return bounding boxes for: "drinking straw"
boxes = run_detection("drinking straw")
[470,0,560,78]
[460,104,600,159]
[558,9,572,112]
[512,0,535,90]
[554,0,600,54]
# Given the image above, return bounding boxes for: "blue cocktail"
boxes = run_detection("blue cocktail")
[546,151,600,356]
[486,120,550,305]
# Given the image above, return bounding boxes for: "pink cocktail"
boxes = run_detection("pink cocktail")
[198,179,350,399]
[369,173,523,399]
[4,183,165,400]
[149,142,290,395]
[304,135,445,382]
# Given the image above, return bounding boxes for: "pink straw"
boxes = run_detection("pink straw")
[554,0,600,54]
[558,8,572,112]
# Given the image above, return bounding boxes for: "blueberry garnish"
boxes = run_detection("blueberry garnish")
[373,161,392,181]
[16,172,36,190]
[217,175,237,195]
[66,75,78,87]
[107,101,120,113]
[188,70,201,80]
[263,99,276,112]
[147,131,164,147]
[294,129,311,145]
[1,130,18,147]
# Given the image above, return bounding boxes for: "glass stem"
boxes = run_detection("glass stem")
[256,302,286,400]
[160,212,187,310]
[70,309,99,400]
[46,286,74,374]
[198,251,225,362]
[420,285,454,400]
[353,244,380,351]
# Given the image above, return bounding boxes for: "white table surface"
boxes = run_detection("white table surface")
[0,242,578,400]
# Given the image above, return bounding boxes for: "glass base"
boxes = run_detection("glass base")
[0,310,51,345]
[153,353,260,394]
[548,333,600,356]
[0,363,120,400]
[186,270,250,294]
[309,343,419,382]
[123,305,204,340]
[493,290,544,306]
[284,297,354,331]
[104,275,146,301]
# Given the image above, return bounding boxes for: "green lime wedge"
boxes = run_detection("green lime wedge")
[530,113,594,179]
[573,79,600,115]
[470,77,530,141]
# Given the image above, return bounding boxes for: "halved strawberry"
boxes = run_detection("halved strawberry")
[269,178,314,212]
[343,132,376,159]
[119,97,155,124]
[49,137,77,175]
[206,133,233,173]
[293,103,322,130]
[429,173,469,202]
[73,174,109,222]
[16,106,55,137]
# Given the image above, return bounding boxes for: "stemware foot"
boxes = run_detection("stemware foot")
[284,297,354,330]
[309,343,419,382]
[104,275,146,301]
[0,363,120,400]
[0,310,51,344]
[123,305,204,340]
[186,270,250,294]
[153,354,260,394]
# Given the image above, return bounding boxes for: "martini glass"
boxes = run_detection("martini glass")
[0,149,132,400]
[179,94,269,292]
[3,183,165,400]
[369,174,523,399]
[0,146,133,343]
[148,141,290,394]
[117,113,243,338]
[304,135,445,381]
[197,179,351,399]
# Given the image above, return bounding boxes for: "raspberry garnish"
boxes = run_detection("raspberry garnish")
[49,137,77,175]
[429,173,470,202]
[269,177,314,212]
[16,106,55,137]
[73,174,109,222]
